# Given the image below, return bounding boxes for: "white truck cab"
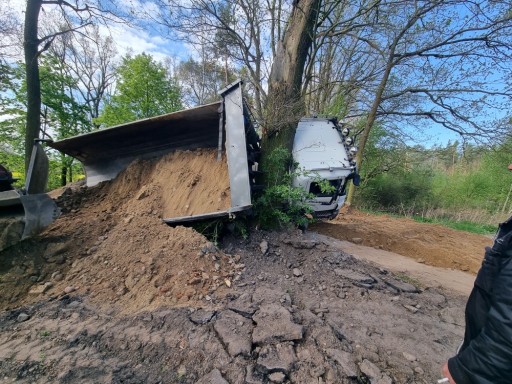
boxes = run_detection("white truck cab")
[292,117,359,219]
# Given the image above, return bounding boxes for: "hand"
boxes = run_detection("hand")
[442,362,456,384]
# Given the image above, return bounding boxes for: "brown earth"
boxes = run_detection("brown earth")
[0,150,493,384]
[313,210,492,275]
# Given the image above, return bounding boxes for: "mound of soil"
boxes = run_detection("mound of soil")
[0,149,234,312]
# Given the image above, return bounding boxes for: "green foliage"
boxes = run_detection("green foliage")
[411,216,497,235]
[355,132,512,227]
[96,53,182,127]
[254,147,313,229]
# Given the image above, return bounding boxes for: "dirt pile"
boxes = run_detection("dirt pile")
[0,149,234,312]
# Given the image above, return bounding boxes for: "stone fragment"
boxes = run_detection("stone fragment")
[402,352,417,362]
[228,292,258,317]
[214,310,253,357]
[189,309,216,325]
[64,286,76,294]
[292,268,302,277]
[43,243,69,260]
[439,307,465,327]
[334,269,374,284]
[268,372,286,383]
[260,240,269,254]
[256,343,296,374]
[403,304,419,313]
[383,279,419,293]
[359,359,393,384]
[195,369,229,384]
[282,238,317,249]
[28,283,51,295]
[352,237,363,244]
[324,349,358,377]
[252,304,303,345]
[17,313,30,322]
[252,287,291,307]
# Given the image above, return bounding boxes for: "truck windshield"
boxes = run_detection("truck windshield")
[309,179,342,197]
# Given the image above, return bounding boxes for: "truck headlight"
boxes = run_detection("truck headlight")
[342,127,350,137]
[344,137,353,146]
[349,146,358,156]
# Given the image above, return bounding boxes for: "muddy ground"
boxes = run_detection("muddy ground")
[0,149,493,383]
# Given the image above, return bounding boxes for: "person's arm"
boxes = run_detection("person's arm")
[447,257,512,384]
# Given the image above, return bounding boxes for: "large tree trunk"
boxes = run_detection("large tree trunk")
[264,0,321,151]
[23,0,43,175]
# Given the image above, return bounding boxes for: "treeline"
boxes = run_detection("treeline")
[0,39,230,189]
[355,128,512,225]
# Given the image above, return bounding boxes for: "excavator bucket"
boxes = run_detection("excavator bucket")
[0,142,60,251]
[47,80,259,226]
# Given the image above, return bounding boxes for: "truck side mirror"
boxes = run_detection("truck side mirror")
[352,173,360,187]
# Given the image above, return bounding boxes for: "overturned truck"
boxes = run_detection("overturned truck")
[48,81,261,226]
[0,81,358,250]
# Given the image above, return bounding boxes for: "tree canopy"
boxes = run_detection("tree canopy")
[95,53,182,127]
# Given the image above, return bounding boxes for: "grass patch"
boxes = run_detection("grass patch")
[411,216,497,235]
[357,208,497,236]
[394,272,422,289]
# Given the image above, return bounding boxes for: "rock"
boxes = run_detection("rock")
[252,304,303,345]
[29,281,52,295]
[195,369,229,384]
[136,189,148,200]
[252,287,291,307]
[228,292,258,317]
[43,242,69,260]
[282,238,317,249]
[324,348,358,377]
[414,366,424,375]
[268,372,286,383]
[245,365,263,384]
[260,240,269,254]
[189,309,216,325]
[359,359,392,383]
[17,313,30,322]
[439,307,465,327]
[383,279,419,293]
[64,286,76,294]
[51,271,64,281]
[292,268,302,277]
[402,352,417,362]
[352,237,363,244]
[213,310,253,357]
[403,304,419,313]
[256,343,296,375]
[334,269,374,284]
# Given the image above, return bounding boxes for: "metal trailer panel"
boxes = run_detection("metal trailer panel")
[26,142,50,194]
[221,81,252,209]
[49,102,222,187]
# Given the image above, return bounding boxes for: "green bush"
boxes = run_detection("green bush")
[254,147,313,229]
[360,169,435,211]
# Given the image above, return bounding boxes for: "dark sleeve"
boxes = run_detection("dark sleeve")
[448,257,512,384]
